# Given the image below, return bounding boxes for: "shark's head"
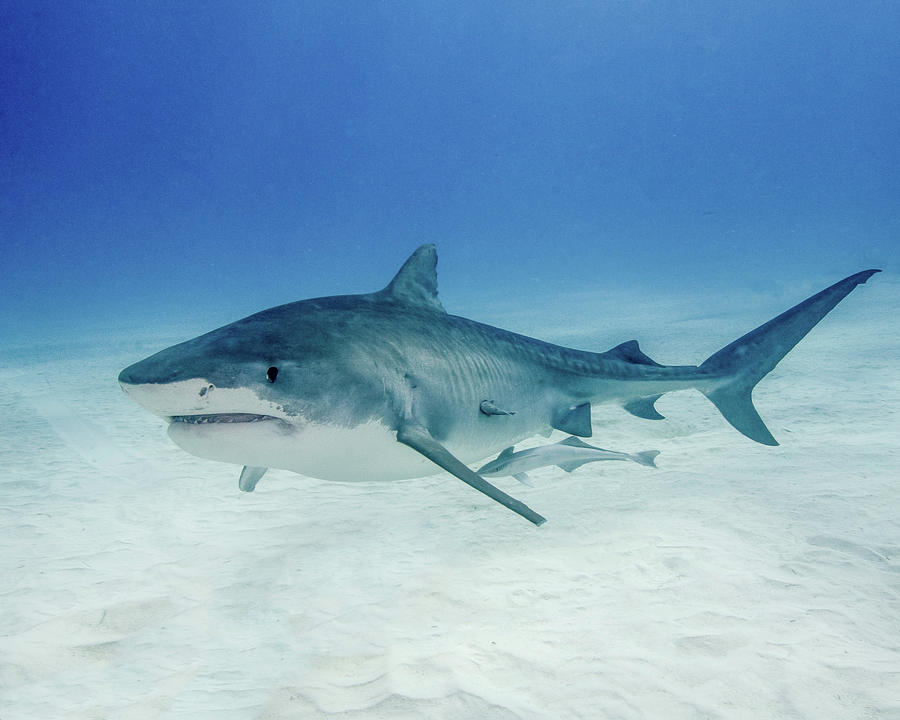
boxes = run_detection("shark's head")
[119,310,295,421]
[117,296,395,473]
[118,306,299,468]
[117,245,457,483]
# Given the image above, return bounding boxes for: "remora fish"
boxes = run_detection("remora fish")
[478,436,659,484]
[118,245,879,525]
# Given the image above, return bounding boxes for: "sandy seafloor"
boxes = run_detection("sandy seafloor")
[1,276,898,720]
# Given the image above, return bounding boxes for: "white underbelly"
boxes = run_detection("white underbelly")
[168,418,442,481]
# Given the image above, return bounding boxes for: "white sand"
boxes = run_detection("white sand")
[1,278,898,719]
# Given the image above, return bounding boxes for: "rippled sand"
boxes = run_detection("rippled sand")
[2,278,898,719]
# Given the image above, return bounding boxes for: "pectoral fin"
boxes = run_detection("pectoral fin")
[397,423,546,526]
[239,466,267,492]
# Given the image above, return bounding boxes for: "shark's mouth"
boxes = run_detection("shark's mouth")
[170,413,280,425]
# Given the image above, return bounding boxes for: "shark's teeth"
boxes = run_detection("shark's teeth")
[170,413,277,425]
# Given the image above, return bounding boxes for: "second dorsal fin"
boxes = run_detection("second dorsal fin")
[605,340,662,367]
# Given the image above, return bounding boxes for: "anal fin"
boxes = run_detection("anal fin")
[397,423,546,526]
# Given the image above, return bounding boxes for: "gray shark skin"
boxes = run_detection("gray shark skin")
[478,436,659,481]
[118,245,879,525]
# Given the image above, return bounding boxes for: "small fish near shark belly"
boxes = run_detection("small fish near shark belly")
[477,436,660,480]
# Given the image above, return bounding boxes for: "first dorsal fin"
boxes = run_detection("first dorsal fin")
[378,244,445,312]
[604,340,662,367]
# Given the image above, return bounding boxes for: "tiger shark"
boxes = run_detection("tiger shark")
[118,245,879,525]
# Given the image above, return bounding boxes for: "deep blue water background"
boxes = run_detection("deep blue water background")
[2,1,898,344]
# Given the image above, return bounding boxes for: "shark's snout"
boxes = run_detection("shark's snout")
[119,354,291,426]
[117,364,144,386]
[118,358,183,386]
[119,352,214,418]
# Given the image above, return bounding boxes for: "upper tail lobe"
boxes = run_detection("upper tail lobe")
[699,269,880,445]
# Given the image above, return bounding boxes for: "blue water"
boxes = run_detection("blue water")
[3,7,900,717]
[2,2,898,337]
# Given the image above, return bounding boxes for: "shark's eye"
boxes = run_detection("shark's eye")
[266,366,279,383]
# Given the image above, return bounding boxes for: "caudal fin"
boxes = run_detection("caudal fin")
[699,269,880,445]
[633,450,660,468]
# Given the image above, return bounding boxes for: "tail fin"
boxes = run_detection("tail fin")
[633,450,660,468]
[699,269,880,445]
